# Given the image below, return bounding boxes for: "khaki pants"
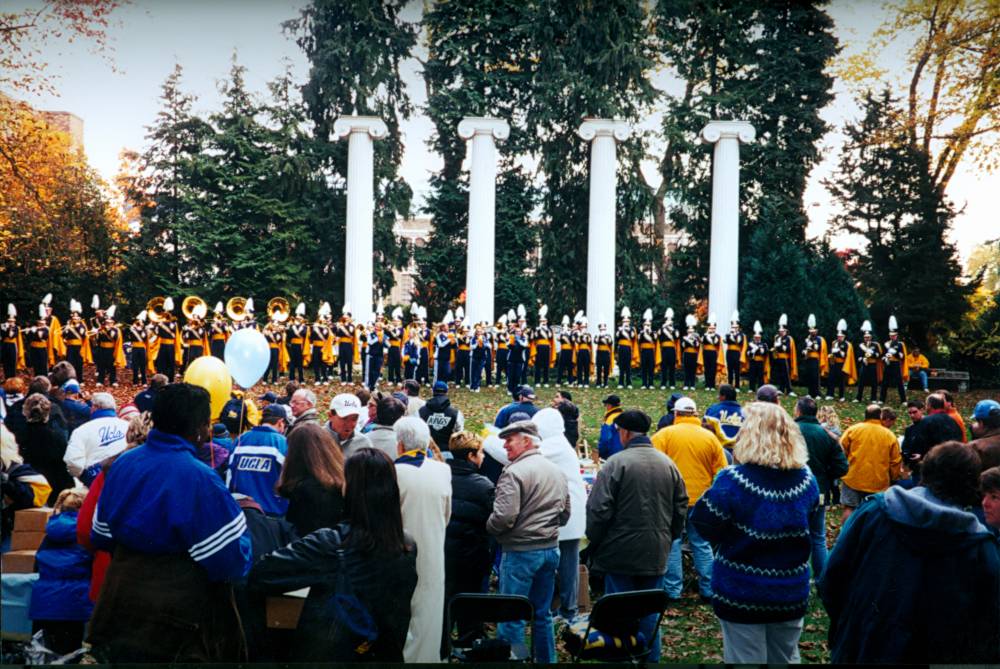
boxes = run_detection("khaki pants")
[720,617,803,663]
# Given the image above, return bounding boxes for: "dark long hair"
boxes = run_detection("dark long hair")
[278,423,345,495]
[342,448,407,555]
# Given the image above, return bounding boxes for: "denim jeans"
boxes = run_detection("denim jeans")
[664,521,713,598]
[808,505,827,580]
[603,572,665,662]
[497,547,560,663]
[553,538,580,620]
[915,369,928,391]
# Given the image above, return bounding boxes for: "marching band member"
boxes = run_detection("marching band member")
[615,307,637,388]
[42,294,65,365]
[93,307,125,387]
[27,306,51,376]
[770,314,798,397]
[308,304,333,386]
[855,320,882,404]
[530,306,555,387]
[556,315,576,387]
[435,316,454,384]
[62,300,91,382]
[595,321,613,388]
[801,314,828,399]
[681,314,701,390]
[494,313,510,387]
[387,308,404,384]
[1,305,25,379]
[575,315,594,388]
[336,305,355,384]
[658,310,680,390]
[702,313,722,391]
[638,309,657,390]
[209,302,229,359]
[263,318,287,385]
[125,311,150,386]
[724,311,746,391]
[506,324,528,395]
[825,319,856,402]
[880,316,909,405]
[470,322,489,392]
[747,321,770,391]
[286,303,307,383]
[367,321,388,390]
[150,298,182,380]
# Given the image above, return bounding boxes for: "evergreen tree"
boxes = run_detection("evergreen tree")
[528,0,662,318]
[656,1,844,323]
[826,89,974,349]
[121,63,211,305]
[417,0,538,319]
[285,0,416,307]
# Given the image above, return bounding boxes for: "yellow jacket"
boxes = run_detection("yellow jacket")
[840,419,902,493]
[651,415,727,505]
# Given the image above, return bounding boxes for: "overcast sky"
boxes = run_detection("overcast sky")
[18,0,998,263]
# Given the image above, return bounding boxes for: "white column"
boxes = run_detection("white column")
[333,116,388,325]
[458,117,509,326]
[577,119,631,334]
[701,120,755,329]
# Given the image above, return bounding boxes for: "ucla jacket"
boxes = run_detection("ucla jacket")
[92,428,252,582]
[225,425,288,516]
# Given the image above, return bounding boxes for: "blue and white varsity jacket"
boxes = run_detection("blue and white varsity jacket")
[225,425,289,517]
[91,428,252,582]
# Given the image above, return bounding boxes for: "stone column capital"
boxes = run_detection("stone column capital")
[458,117,510,141]
[333,116,388,140]
[700,120,756,144]
[577,118,631,143]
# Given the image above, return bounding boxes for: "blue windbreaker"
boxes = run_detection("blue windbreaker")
[91,428,252,582]
[29,511,94,622]
[225,425,288,516]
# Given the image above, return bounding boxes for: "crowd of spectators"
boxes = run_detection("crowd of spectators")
[2,366,998,664]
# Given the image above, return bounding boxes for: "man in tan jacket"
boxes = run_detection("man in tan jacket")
[487,420,569,663]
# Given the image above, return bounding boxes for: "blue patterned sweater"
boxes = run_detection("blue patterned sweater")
[689,463,819,624]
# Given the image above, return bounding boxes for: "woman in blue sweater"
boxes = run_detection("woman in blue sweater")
[690,401,818,663]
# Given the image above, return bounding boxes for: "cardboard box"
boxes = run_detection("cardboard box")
[13,508,53,533]
[1,550,37,574]
[265,595,304,629]
[10,531,46,552]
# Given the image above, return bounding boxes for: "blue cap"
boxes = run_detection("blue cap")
[519,385,536,400]
[972,399,1000,421]
[62,380,81,394]
[433,381,449,394]
[212,423,229,438]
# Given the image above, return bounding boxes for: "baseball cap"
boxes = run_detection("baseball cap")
[756,384,781,403]
[972,399,1000,421]
[601,394,621,407]
[433,381,449,394]
[261,404,287,422]
[212,423,229,438]
[613,409,652,433]
[666,392,684,410]
[519,385,536,400]
[674,397,697,413]
[330,393,364,417]
[498,420,541,441]
[61,380,81,394]
[258,391,278,403]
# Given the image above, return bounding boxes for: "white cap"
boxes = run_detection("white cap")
[674,397,697,413]
[330,393,364,417]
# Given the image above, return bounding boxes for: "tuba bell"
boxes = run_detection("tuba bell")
[268,297,290,323]
[182,295,207,322]
[226,296,247,322]
[146,296,173,324]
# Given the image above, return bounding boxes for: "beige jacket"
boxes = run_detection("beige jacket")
[487,448,570,551]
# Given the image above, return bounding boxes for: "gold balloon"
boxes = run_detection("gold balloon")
[183,355,232,420]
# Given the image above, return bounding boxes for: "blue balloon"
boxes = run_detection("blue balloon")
[224,328,271,388]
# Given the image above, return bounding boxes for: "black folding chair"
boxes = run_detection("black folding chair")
[566,588,670,663]
[446,593,534,662]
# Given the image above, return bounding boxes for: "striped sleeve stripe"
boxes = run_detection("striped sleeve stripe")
[189,513,247,562]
